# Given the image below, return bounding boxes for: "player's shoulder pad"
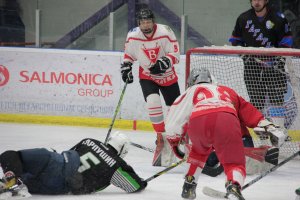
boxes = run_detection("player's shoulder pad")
[157,24,174,34]
[276,11,286,19]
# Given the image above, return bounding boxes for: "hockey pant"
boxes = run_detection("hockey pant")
[186,112,246,187]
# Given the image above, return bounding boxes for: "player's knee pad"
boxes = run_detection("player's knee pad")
[146,93,162,108]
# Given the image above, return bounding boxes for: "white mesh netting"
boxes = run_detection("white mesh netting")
[186,46,300,157]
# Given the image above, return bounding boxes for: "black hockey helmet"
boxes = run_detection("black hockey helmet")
[136,8,155,23]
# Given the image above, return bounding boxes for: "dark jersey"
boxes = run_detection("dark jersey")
[70,138,146,194]
[229,8,292,48]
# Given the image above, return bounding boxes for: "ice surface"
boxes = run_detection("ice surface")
[0,123,299,200]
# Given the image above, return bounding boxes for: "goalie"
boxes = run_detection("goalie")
[0,132,147,198]
[164,68,287,200]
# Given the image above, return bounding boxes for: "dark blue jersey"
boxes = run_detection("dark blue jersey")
[229,8,293,48]
[71,138,146,194]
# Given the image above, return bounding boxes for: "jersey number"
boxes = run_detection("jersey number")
[78,152,100,173]
[197,86,231,102]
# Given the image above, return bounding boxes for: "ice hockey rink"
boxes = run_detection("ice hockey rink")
[0,122,299,200]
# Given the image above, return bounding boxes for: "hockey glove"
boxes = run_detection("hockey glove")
[133,178,147,193]
[253,119,287,147]
[267,126,288,147]
[166,134,185,159]
[149,56,171,74]
[121,62,133,83]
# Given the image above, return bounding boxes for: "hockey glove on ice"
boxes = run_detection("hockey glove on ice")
[253,119,288,147]
[121,62,133,83]
[166,134,185,159]
[149,56,171,74]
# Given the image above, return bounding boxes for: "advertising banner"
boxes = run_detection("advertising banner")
[0,47,185,120]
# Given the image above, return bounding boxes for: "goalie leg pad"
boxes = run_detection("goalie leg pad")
[152,132,164,166]
[152,133,176,167]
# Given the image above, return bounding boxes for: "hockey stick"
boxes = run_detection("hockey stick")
[202,150,300,199]
[130,142,155,153]
[104,81,128,144]
[145,158,186,182]
[131,141,273,163]
[131,141,223,177]
[130,141,276,177]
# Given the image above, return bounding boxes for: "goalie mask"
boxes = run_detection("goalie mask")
[107,131,130,158]
[188,68,212,87]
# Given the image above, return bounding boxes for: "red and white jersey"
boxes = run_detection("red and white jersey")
[165,83,264,135]
[123,23,180,86]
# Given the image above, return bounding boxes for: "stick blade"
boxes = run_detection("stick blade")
[202,186,227,199]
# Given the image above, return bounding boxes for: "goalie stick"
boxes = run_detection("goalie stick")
[131,140,277,163]
[104,81,128,144]
[130,141,278,177]
[202,150,300,199]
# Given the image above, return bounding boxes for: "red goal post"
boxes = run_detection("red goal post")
[186,46,300,156]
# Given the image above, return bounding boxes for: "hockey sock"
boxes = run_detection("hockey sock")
[146,93,165,133]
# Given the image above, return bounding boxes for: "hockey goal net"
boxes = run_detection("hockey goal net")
[186,46,300,158]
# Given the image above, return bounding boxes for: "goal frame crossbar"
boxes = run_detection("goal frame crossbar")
[186,46,300,88]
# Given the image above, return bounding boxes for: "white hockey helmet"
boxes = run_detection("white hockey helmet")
[107,131,130,158]
[188,68,212,87]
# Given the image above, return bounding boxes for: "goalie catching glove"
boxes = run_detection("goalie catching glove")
[149,56,171,74]
[166,134,185,159]
[253,119,288,147]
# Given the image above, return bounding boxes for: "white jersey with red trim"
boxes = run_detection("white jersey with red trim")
[123,23,180,86]
[165,83,264,135]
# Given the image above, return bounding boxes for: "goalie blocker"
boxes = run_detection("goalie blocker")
[253,119,288,148]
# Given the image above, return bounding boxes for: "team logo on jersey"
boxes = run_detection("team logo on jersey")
[0,65,9,87]
[266,20,274,29]
[142,44,161,64]
[246,20,252,29]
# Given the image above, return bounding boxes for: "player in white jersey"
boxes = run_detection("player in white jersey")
[121,8,180,167]
[165,68,287,200]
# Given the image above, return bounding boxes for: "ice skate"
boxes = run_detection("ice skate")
[225,181,245,200]
[181,175,197,199]
[0,171,31,199]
